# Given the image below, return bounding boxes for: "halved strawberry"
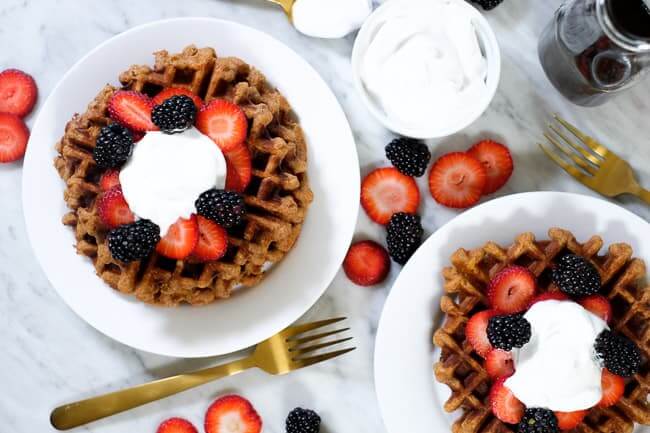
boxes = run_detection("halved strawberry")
[99,170,120,191]
[156,215,199,260]
[157,417,198,433]
[224,143,252,193]
[361,167,420,225]
[0,69,38,117]
[555,410,588,430]
[0,113,29,162]
[489,377,524,424]
[428,152,487,209]
[205,395,262,433]
[528,291,570,307]
[488,266,537,314]
[467,140,513,194]
[466,310,497,358]
[153,87,203,110]
[191,216,228,262]
[108,90,157,132]
[343,240,391,286]
[579,295,612,323]
[485,349,515,379]
[599,369,625,408]
[97,186,135,228]
[196,99,248,152]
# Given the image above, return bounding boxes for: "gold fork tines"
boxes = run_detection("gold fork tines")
[539,114,650,204]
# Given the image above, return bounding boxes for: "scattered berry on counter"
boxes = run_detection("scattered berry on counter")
[107,219,160,263]
[361,167,420,225]
[428,152,487,209]
[466,140,513,194]
[191,216,229,262]
[579,295,612,323]
[152,94,197,133]
[196,99,248,152]
[108,90,157,132]
[386,212,423,265]
[554,410,588,431]
[466,310,498,358]
[156,417,198,433]
[223,142,252,193]
[552,254,601,297]
[0,112,29,163]
[470,0,505,11]
[595,330,642,377]
[485,349,515,379]
[527,291,569,308]
[343,240,391,286]
[97,185,136,229]
[204,395,262,433]
[385,137,431,177]
[195,189,246,229]
[489,377,524,424]
[99,169,121,191]
[93,123,134,169]
[517,408,559,433]
[488,266,537,314]
[487,314,532,351]
[0,68,38,117]
[153,87,203,111]
[155,215,199,260]
[598,369,625,408]
[286,408,321,433]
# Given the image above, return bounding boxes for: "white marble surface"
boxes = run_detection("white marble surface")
[1,0,649,432]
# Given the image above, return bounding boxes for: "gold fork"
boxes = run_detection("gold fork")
[539,114,650,205]
[266,0,295,20]
[50,317,354,430]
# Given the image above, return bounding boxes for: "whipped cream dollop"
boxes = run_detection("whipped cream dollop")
[359,0,488,130]
[119,127,227,236]
[505,300,608,412]
[292,0,372,39]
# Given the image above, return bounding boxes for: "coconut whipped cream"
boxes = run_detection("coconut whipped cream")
[359,0,488,130]
[505,300,608,412]
[292,0,372,39]
[119,127,227,236]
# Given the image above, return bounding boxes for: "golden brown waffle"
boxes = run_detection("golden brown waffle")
[54,45,313,306]
[433,228,650,433]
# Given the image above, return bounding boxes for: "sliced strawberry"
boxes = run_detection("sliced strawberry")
[191,216,228,262]
[196,99,248,152]
[224,142,252,193]
[343,240,391,286]
[99,170,120,191]
[466,310,497,358]
[528,291,570,307]
[555,410,588,430]
[205,395,262,433]
[157,417,198,433]
[97,186,135,229]
[488,266,537,314]
[0,69,38,117]
[485,349,515,379]
[467,140,513,194]
[490,377,524,424]
[599,369,625,408]
[580,295,612,323]
[156,215,199,260]
[153,87,203,110]
[0,113,29,163]
[108,90,157,132]
[428,152,487,209]
[361,167,420,225]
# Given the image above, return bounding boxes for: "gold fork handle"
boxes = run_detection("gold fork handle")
[636,188,650,205]
[50,356,257,430]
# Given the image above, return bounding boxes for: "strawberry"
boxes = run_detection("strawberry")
[579,295,612,323]
[466,140,513,194]
[485,349,515,379]
[528,291,570,307]
[428,152,487,209]
[0,113,29,163]
[343,240,391,286]
[97,186,135,228]
[488,266,537,314]
[108,90,157,132]
[555,410,588,430]
[196,99,248,152]
[465,310,497,357]
[205,395,262,433]
[361,167,420,225]
[99,170,121,191]
[153,87,203,110]
[157,417,198,433]
[0,69,38,117]
[156,215,199,260]
[191,215,228,262]
[224,143,252,193]
[599,369,625,408]
[489,377,524,424]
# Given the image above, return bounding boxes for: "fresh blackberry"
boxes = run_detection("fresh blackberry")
[93,123,134,169]
[286,408,321,433]
[151,95,197,133]
[517,408,559,433]
[107,220,160,263]
[595,330,642,377]
[470,0,504,11]
[386,212,423,265]
[385,137,431,177]
[195,189,246,229]
[487,314,531,351]
[552,254,601,296]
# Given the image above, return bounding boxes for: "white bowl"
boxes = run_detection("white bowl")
[351,0,501,139]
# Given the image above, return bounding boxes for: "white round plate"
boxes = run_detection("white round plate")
[22,18,359,358]
[374,192,650,433]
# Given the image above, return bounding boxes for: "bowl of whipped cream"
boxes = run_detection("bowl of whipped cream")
[352,0,501,139]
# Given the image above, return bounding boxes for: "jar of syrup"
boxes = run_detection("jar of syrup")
[539,0,650,106]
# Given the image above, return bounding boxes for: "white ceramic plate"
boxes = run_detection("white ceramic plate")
[374,192,650,433]
[22,18,359,358]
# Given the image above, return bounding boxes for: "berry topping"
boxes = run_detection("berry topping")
[93,123,134,169]
[99,169,121,191]
[489,378,524,424]
[466,140,513,194]
[196,99,248,152]
[598,369,625,407]
[579,295,612,323]
[517,408,559,433]
[385,212,423,265]
[0,68,37,117]
[97,186,135,229]
[487,314,532,351]
[205,395,262,433]
[155,215,199,260]
[191,215,228,262]
[361,167,420,225]
[488,266,537,314]
[385,137,431,177]
[466,310,497,357]
[157,417,198,433]
[153,87,203,110]
[224,142,252,193]
[108,90,157,132]
[528,291,570,307]
[107,219,160,263]
[470,0,505,11]
[195,189,246,229]
[552,254,601,297]
[343,240,391,286]
[554,410,587,431]
[152,94,197,133]
[286,408,321,433]
[594,330,642,377]
[428,152,487,209]
[485,349,515,379]
[0,113,29,163]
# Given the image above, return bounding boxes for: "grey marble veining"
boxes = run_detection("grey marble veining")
[1,0,649,432]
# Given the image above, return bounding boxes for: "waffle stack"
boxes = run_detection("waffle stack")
[433,228,650,433]
[54,46,313,306]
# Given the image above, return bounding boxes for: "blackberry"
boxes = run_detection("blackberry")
[151,95,197,133]
[595,330,642,377]
[385,137,431,177]
[470,0,504,11]
[93,123,134,169]
[195,189,246,229]
[386,212,423,265]
[487,314,531,351]
[552,254,601,296]
[286,408,321,433]
[107,220,160,263]
[517,408,559,433]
